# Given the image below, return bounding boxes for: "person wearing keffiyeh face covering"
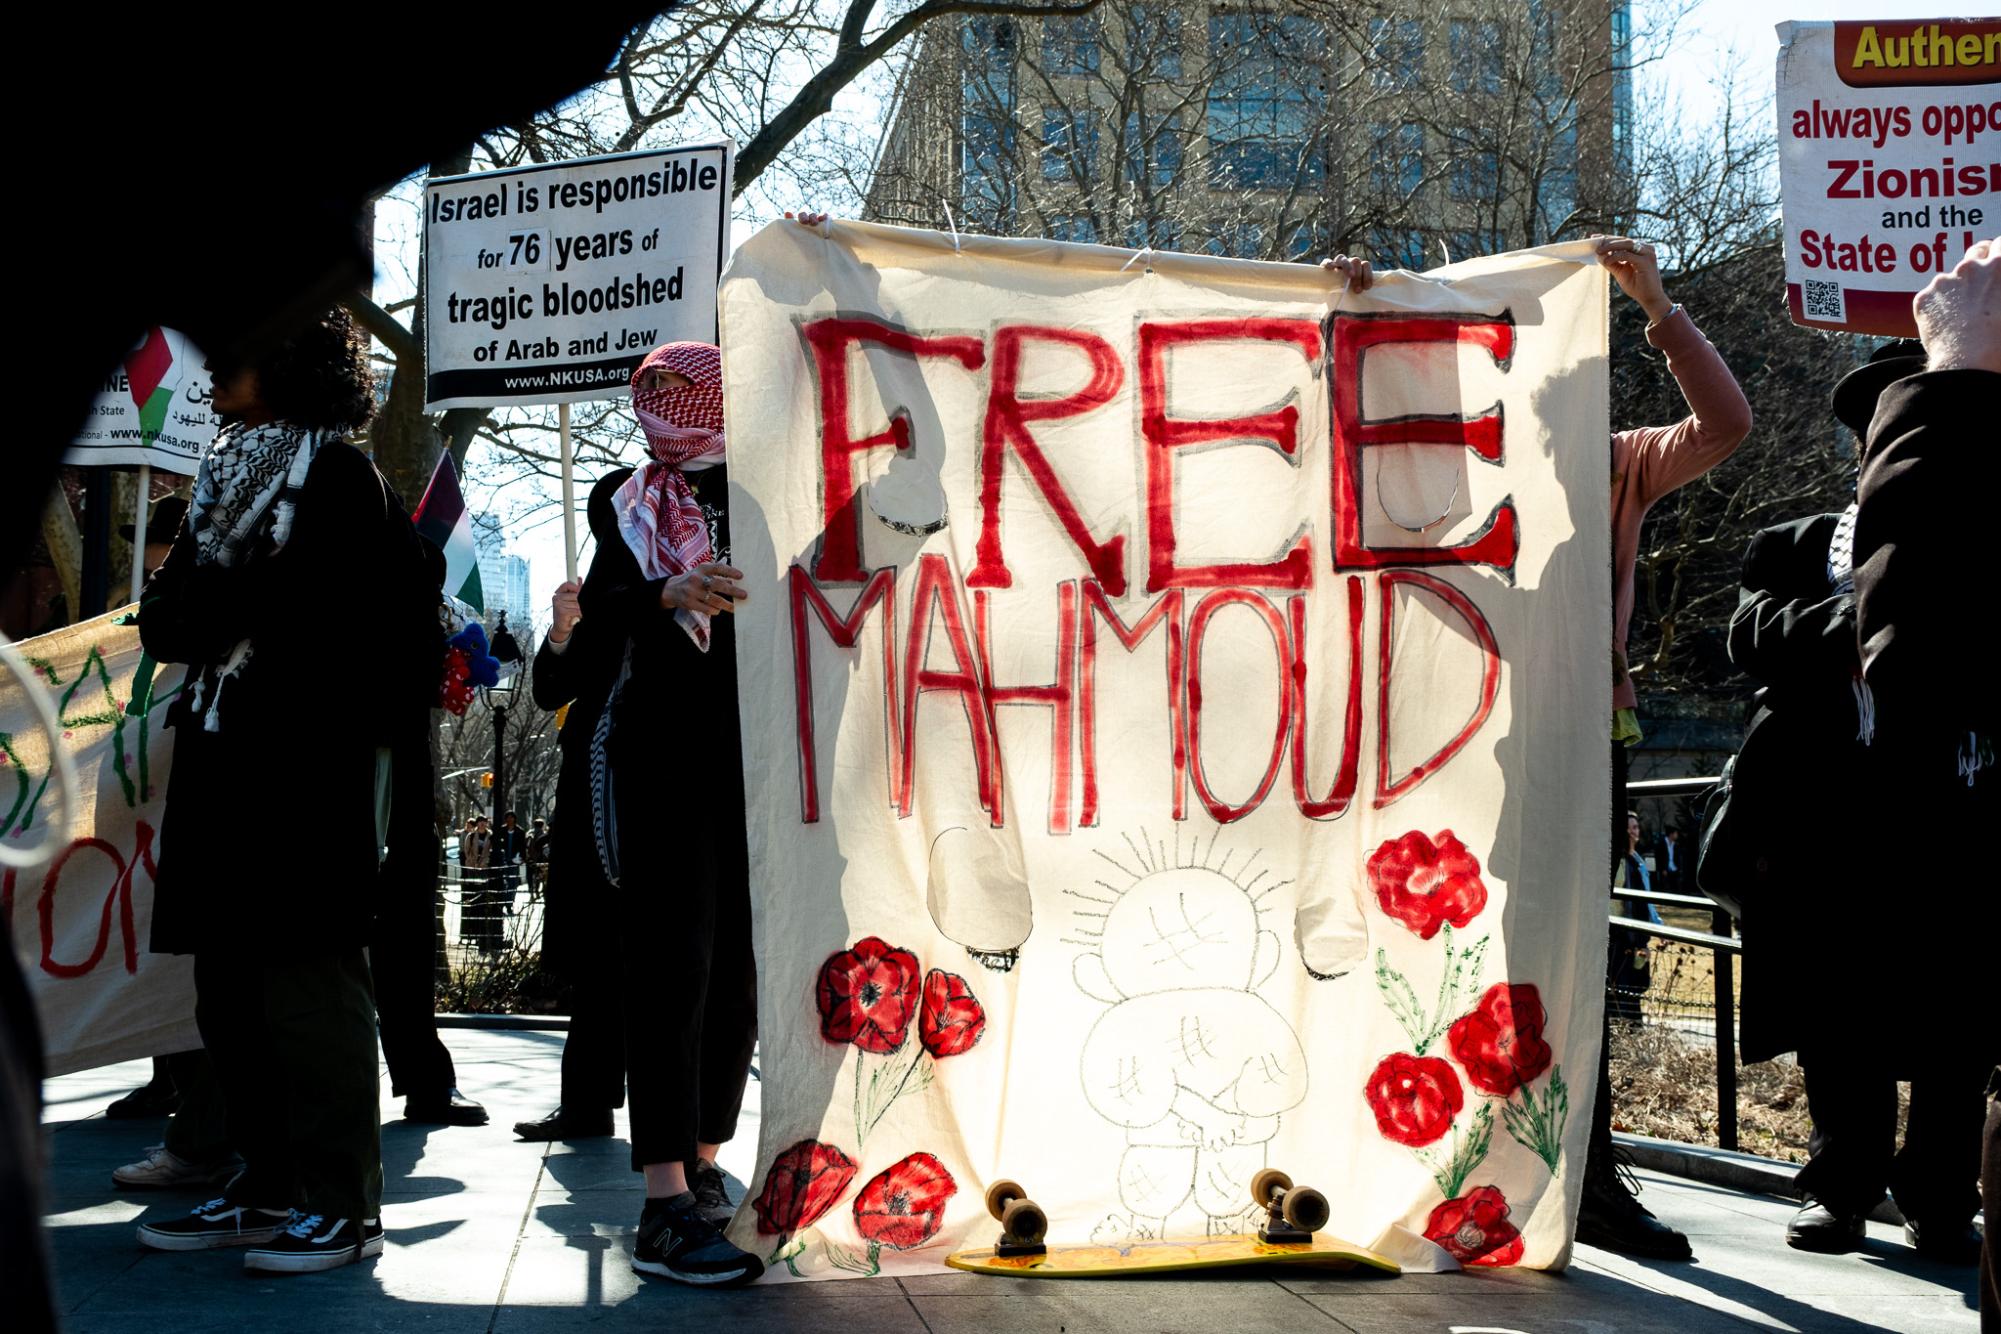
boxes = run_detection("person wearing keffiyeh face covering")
[133,308,444,1275]
[534,340,762,1287]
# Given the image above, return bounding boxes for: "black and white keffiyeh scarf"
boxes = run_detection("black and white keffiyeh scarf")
[1826,502,1858,596]
[1825,502,1874,744]
[187,421,327,569]
[183,422,329,729]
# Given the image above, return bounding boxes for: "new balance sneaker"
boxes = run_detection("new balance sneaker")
[242,1212,385,1274]
[631,1194,762,1287]
[688,1158,736,1224]
[137,1197,292,1251]
[113,1144,241,1190]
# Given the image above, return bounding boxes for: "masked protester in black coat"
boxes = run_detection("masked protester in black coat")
[534,342,761,1288]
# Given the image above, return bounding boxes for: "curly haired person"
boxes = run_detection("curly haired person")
[133,308,441,1274]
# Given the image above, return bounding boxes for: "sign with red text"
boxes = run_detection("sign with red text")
[3,613,197,1075]
[720,222,1610,1278]
[1777,17,2001,336]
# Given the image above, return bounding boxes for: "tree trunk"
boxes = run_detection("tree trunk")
[365,150,475,508]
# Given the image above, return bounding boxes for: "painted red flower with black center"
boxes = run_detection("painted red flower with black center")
[854,1152,958,1251]
[751,1139,858,1238]
[817,936,921,1054]
[1366,830,1489,940]
[1424,1185,1524,1267]
[1364,1051,1464,1147]
[1448,982,1553,1097]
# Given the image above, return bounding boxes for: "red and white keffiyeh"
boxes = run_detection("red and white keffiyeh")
[613,341,728,650]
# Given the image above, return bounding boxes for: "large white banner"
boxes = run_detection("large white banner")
[423,144,734,409]
[721,222,1609,1278]
[3,612,197,1075]
[65,327,217,474]
[1777,17,2001,336]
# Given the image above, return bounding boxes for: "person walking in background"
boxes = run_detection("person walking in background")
[460,815,498,955]
[1608,811,1662,1027]
[525,817,551,900]
[132,307,438,1274]
[1658,826,1685,895]
[496,811,526,918]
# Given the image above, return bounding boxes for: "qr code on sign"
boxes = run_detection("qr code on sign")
[1804,279,1845,321]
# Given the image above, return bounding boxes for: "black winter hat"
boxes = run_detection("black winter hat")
[1830,338,1925,438]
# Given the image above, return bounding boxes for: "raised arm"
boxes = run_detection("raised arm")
[1601,238,1753,504]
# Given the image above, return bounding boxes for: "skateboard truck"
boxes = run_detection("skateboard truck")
[1251,1168,1332,1246]
[984,1179,1048,1258]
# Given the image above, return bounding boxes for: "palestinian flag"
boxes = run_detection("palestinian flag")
[413,451,483,612]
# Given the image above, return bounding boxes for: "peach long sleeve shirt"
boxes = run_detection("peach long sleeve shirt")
[1610,308,1754,712]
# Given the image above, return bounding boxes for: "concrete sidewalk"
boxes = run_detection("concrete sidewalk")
[40,1029,1981,1333]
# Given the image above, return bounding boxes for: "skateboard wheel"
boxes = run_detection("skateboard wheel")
[1283,1186,1331,1234]
[1000,1197,1048,1244]
[985,1179,1025,1220]
[1249,1168,1293,1208]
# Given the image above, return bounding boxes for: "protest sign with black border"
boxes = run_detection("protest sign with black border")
[1777,18,2000,336]
[422,143,733,410]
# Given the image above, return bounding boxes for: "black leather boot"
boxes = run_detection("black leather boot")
[1785,1201,1866,1253]
[1574,1155,1694,1260]
[511,1105,615,1141]
[1903,1217,1981,1265]
[404,1088,490,1126]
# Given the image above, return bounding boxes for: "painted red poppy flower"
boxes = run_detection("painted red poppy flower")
[751,1139,858,1237]
[919,969,986,1059]
[817,937,921,1053]
[1448,982,1552,1097]
[1366,830,1489,940]
[1364,1052,1464,1147]
[853,1152,958,1250]
[1425,1185,1524,1267]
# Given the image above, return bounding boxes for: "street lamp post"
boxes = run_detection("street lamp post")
[483,611,526,822]
[476,612,525,956]
[491,695,509,821]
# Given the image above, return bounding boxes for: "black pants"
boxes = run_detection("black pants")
[1793,1050,1986,1225]
[163,1048,230,1162]
[373,876,457,1102]
[194,949,382,1220]
[560,960,627,1113]
[620,835,757,1174]
[1585,741,1627,1184]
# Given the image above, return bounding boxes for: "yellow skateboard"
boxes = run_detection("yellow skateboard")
[944,1170,1401,1279]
